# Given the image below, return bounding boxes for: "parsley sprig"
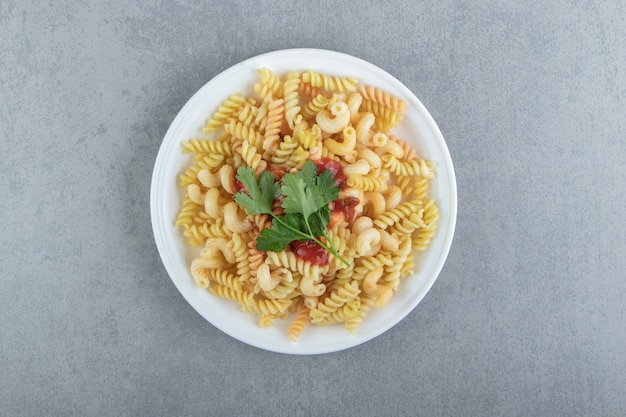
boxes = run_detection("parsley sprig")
[234,160,349,266]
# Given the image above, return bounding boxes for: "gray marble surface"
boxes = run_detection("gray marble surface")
[1,1,625,416]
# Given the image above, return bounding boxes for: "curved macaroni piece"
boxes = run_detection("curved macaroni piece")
[300,274,326,297]
[362,267,384,295]
[379,229,400,252]
[248,241,265,276]
[355,228,381,257]
[362,191,386,217]
[346,92,363,124]
[223,202,251,234]
[197,168,220,188]
[370,132,388,148]
[218,164,236,194]
[256,264,278,292]
[355,112,375,145]
[356,147,382,169]
[342,159,371,176]
[384,185,403,210]
[201,236,236,264]
[374,284,394,308]
[323,125,356,157]
[316,101,350,134]
[203,188,226,219]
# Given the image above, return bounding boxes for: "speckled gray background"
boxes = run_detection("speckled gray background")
[1,0,625,416]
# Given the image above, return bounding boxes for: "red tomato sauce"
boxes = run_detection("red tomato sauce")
[291,240,329,266]
[331,197,360,223]
[314,158,347,187]
[233,179,245,193]
[268,165,288,182]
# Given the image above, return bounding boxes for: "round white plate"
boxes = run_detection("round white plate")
[150,48,457,354]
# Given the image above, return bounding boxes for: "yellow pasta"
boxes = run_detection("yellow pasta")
[203,93,246,134]
[175,68,439,341]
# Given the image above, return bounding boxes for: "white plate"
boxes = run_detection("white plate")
[150,48,457,354]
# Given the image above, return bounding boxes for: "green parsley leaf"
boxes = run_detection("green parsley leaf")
[308,206,330,237]
[281,171,324,219]
[299,159,319,187]
[315,168,339,206]
[233,167,280,215]
[255,215,302,252]
[232,159,349,266]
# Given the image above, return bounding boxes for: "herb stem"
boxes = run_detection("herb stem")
[271,213,350,267]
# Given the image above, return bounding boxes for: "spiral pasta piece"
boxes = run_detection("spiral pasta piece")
[286,306,310,342]
[302,70,359,93]
[269,135,299,167]
[263,98,284,153]
[309,281,361,324]
[301,94,336,120]
[203,93,246,133]
[373,198,423,230]
[254,67,282,101]
[282,71,302,130]
[358,85,408,114]
[181,138,233,156]
[382,154,435,179]
[224,119,264,149]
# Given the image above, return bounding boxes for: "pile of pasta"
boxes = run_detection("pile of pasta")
[175,68,439,341]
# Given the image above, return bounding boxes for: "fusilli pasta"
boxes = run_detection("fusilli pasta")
[176,68,439,341]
